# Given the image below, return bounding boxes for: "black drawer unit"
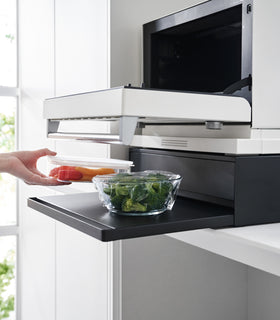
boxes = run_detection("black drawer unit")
[28,149,280,241]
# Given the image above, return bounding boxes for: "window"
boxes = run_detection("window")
[0,0,18,319]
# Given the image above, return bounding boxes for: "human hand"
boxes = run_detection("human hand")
[0,148,71,186]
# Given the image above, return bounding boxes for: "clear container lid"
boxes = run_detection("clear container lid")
[48,155,133,170]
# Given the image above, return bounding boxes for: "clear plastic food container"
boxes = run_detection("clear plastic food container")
[93,170,182,216]
[48,156,133,182]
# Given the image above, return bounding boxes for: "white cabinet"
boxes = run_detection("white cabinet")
[20,191,56,320]
[19,1,111,319]
[56,222,109,320]
[121,235,247,320]
[19,0,56,319]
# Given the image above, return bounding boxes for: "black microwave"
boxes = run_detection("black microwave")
[143,0,252,103]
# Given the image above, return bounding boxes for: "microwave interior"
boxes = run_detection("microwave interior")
[144,4,249,98]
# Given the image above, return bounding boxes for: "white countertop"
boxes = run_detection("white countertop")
[168,223,280,276]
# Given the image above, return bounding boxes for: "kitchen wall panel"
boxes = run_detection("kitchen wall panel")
[55,0,109,96]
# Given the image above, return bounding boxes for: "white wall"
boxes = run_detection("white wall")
[54,0,109,168]
[55,0,109,96]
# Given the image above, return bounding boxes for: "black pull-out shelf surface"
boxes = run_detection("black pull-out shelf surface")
[28,192,233,242]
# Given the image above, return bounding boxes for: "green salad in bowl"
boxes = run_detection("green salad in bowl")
[92,171,182,216]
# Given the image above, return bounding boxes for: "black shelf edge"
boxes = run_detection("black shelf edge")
[28,197,113,240]
[28,193,234,242]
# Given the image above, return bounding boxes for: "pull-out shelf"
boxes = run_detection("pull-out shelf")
[28,150,280,241]
[28,193,234,242]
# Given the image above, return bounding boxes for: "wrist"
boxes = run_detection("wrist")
[0,154,14,173]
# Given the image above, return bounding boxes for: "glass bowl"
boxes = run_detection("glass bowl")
[92,170,182,216]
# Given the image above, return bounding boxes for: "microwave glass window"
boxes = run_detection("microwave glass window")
[149,5,242,93]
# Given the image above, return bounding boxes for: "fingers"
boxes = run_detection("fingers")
[27,167,72,186]
[7,156,70,186]
[25,175,71,186]
[34,148,57,159]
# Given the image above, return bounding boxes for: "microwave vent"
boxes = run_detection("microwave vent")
[161,138,188,148]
